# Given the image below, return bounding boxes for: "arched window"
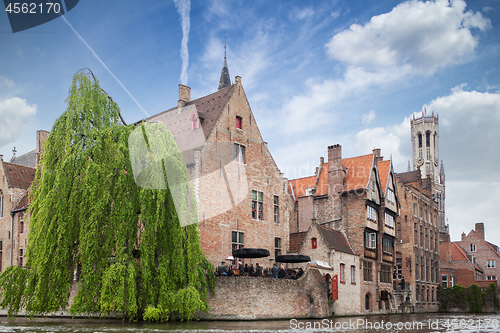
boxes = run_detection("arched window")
[426,131,431,147]
[365,293,371,310]
[418,133,422,148]
[311,237,317,249]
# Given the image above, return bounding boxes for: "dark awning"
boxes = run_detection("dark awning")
[232,248,270,258]
[276,254,311,263]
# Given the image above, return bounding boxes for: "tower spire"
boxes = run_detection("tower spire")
[218,32,232,91]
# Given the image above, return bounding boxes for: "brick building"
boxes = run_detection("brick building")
[144,59,292,267]
[455,223,500,283]
[288,219,360,316]
[395,170,440,311]
[289,145,399,314]
[0,130,48,271]
[440,234,484,288]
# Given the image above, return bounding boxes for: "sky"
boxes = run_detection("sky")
[1,0,499,246]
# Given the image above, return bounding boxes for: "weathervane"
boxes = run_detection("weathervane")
[12,147,16,158]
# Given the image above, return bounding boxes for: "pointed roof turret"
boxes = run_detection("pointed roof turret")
[218,39,231,90]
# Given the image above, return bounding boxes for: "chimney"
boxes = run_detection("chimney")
[373,148,383,163]
[475,223,485,240]
[35,130,50,168]
[444,233,450,243]
[235,76,241,84]
[0,154,3,161]
[178,84,191,108]
[328,144,343,195]
[461,232,466,241]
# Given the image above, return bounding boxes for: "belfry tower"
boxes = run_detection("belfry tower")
[410,111,447,242]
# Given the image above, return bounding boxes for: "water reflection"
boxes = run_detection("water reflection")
[1,313,499,332]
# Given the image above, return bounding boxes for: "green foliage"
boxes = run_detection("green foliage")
[489,283,498,309]
[0,70,214,321]
[468,283,485,313]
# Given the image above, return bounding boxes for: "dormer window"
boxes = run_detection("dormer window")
[236,116,242,129]
[190,111,199,130]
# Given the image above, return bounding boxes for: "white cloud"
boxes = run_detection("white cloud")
[425,86,500,180]
[290,7,315,21]
[362,110,376,125]
[0,97,37,148]
[2,77,15,88]
[354,117,411,171]
[326,0,490,74]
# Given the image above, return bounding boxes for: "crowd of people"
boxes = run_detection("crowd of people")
[215,262,304,280]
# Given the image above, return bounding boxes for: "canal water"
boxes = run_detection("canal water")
[1,313,500,332]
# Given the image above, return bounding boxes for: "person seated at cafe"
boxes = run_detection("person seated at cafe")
[248,264,255,277]
[289,269,297,280]
[255,263,262,277]
[272,264,279,279]
[244,264,249,276]
[296,267,304,279]
[238,263,244,276]
[227,265,233,277]
[278,265,286,279]
[263,267,269,277]
[218,261,227,276]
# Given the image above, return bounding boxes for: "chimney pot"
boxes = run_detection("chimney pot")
[461,232,466,241]
[0,154,3,161]
[235,76,241,84]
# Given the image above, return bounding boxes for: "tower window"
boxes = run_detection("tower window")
[236,116,242,129]
[426,131,431,147]
[418,133,422,148]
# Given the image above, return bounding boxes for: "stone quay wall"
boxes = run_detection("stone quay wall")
[203,268,329,320]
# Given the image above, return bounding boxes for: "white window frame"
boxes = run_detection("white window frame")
[387,189,395,203]
[470,244,476,252]
[385,213,394,228]
[367,206,377,222]
[487,260,496,268]
[365,232,376,249]
[487,276,497,280]
[234,143,245,164]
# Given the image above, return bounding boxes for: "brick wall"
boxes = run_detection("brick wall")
[204,268,329,319]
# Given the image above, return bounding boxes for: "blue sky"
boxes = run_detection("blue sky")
[1,0,499,245]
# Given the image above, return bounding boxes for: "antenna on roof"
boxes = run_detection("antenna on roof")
[224,31,227,59]
[12,147,16,158]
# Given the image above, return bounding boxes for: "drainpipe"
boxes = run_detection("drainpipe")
[327,249,331,267]
[10,211,14,266]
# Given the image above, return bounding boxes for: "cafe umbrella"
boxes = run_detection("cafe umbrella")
[275,254,311,263]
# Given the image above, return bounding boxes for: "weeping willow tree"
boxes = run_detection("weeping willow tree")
[0,70,214,321]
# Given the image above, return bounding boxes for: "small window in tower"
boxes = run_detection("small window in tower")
[418,133,422,148]
[426,131,431,147]
[236,116,242,130]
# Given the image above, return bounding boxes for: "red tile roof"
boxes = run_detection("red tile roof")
[289,175,316,199]
[378,160,391,194]
[343,154,374,192]
[289,232,307,253]
[13,192,29,211]
[2,162,36,190]
[144,85,234,165]
[450,242,483,272]
[317,225,355,255]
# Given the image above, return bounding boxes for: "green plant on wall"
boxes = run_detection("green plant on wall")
[0,70,214,321]
[468,283,485,313]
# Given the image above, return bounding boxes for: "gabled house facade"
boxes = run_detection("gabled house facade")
[144,69,292,267]
[288,219,360,316]
[440,234,484,288]
[289,145,399,314]
[456,223,500,283]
